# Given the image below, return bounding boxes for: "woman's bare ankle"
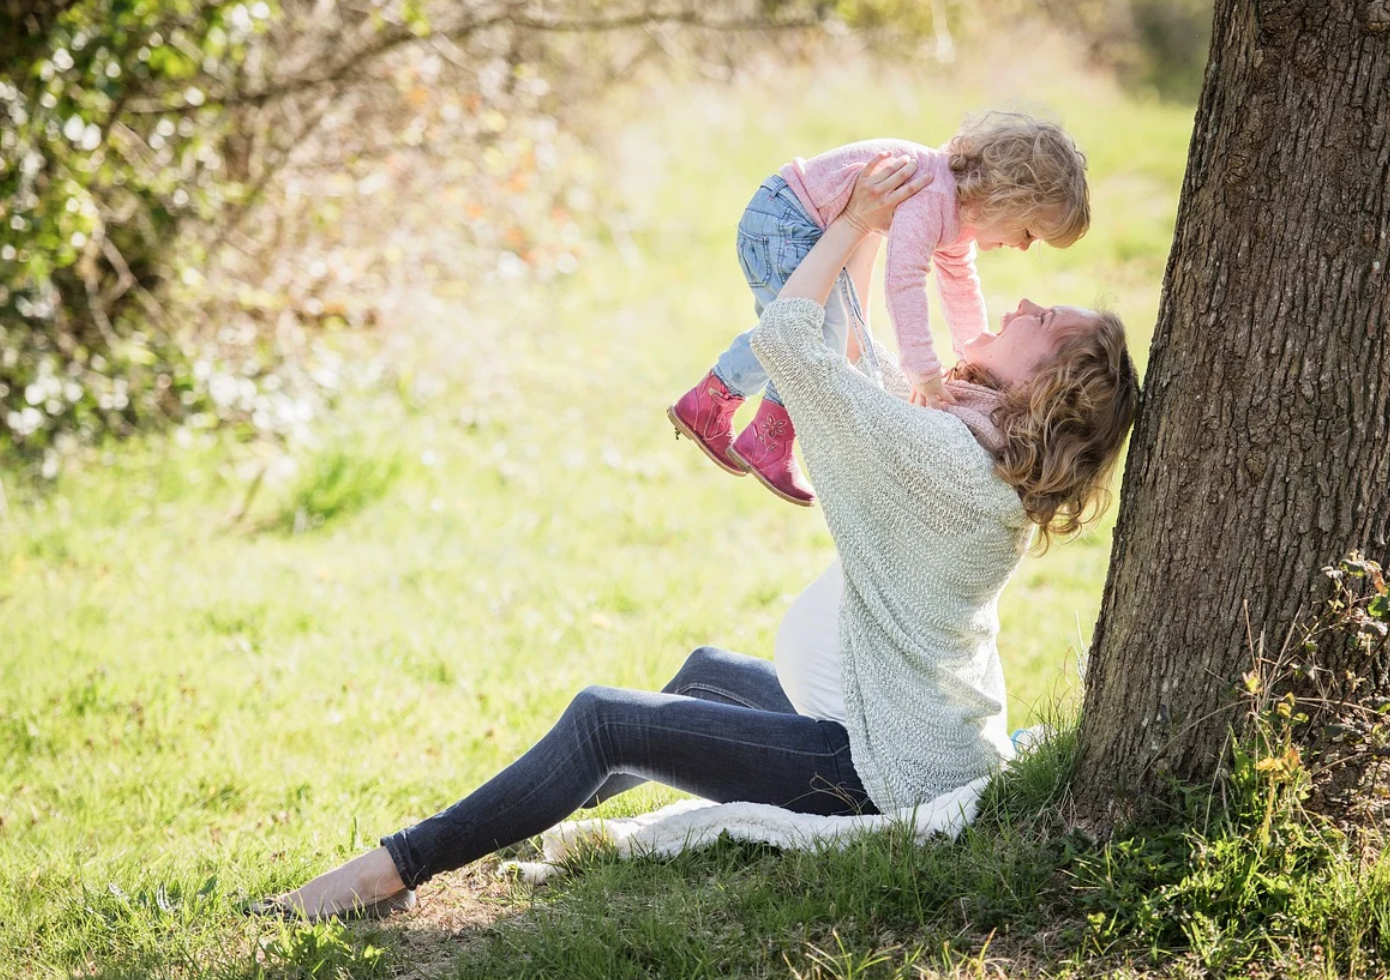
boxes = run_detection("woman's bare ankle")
[356,846,407,896]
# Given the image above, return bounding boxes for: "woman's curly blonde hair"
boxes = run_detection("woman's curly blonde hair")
[947,111,1090,247]
[951,311,1139,551]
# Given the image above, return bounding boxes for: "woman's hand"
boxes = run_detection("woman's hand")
[841,152,934,237]
[777,153,931,307]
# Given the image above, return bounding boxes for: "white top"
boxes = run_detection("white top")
[750,297,1031,811]
[774,559,848,724]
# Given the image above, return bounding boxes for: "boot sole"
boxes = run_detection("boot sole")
[667,406,746,477]
[725,447,816,508]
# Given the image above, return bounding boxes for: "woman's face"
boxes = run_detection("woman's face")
[960,299,1091,386]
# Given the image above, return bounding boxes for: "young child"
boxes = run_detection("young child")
[667,112,1090,506]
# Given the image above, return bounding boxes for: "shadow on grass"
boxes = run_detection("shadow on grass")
[65,825,1080,979]
[43,738,1100,980]
[68,715,1390,979]
[71,735,1094,980]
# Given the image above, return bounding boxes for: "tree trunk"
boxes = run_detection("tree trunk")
[1071,0,1390,826]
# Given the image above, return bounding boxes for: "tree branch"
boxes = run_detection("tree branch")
[126,7,821,114]
[207,95,334,254]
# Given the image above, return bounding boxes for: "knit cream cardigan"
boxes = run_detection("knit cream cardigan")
[751,297,1033,811]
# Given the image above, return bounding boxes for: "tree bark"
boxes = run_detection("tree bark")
[1071,0,1390,826]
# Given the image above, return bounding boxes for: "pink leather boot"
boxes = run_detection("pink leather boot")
[726,399,815,506]
[667,370,746,476]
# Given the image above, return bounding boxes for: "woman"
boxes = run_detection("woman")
[257,155,1139,920]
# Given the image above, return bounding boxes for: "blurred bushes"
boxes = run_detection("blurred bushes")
[1128,0,1213,99]
[1034,0,1214,99]
[0,0,831,463]
[1,0,278,459]
[841,0,1213,96]
[0,0,1210,465]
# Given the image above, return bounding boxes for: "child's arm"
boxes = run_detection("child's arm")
[883,195,957,408]
[933,241,989,356]
[842,236,880,364]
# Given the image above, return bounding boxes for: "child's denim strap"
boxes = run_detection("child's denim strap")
[838,270,882,388]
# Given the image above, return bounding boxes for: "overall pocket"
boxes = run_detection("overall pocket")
[736,231,773,290]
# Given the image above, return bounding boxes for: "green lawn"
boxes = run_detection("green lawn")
[0,46,1198,979]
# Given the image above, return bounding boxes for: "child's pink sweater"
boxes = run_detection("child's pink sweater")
[779,139,988,382]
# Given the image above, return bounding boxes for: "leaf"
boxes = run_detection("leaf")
[1343,554,1382,580]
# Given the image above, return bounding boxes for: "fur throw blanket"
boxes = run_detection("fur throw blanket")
[501,775,992,885]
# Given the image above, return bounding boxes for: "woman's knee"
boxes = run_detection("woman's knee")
[678,645,732,677]
[666,646,719,694]
[567,684,620,720]
[563,685,647,775]
[555,686,622,768]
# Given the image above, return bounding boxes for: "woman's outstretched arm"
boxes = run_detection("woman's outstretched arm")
[749,153,979,507]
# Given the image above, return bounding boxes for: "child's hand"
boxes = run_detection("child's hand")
[909,376,957,409]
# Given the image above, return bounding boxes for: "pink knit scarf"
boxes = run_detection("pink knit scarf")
[942,380,1005,457]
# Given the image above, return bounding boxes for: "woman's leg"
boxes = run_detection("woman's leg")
[381,679,873,889]
[274,647,844,915]
[582,645,796,806]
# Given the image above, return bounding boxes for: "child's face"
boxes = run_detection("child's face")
[971,218,1038,252]
[961,298,1090,385]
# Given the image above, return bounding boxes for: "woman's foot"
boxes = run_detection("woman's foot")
[247,888,417,923]
[668,371,747,476]
[727,400,816,506]
[253,846,415,922]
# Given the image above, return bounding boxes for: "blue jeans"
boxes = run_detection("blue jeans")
[713,176,868,405]
[381,646,876,887]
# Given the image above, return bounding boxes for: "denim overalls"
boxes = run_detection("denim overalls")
[713,174,879,403]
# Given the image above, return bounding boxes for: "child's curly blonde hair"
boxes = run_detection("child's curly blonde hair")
[952,310,1139,551]
[947,111,1090,248]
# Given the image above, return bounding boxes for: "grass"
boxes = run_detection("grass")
[8,31,1376,980]
[266,446,404,535]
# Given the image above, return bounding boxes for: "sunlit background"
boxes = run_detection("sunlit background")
[1,1,1208,973]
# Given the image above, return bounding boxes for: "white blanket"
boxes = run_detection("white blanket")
[500,775,992,884]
